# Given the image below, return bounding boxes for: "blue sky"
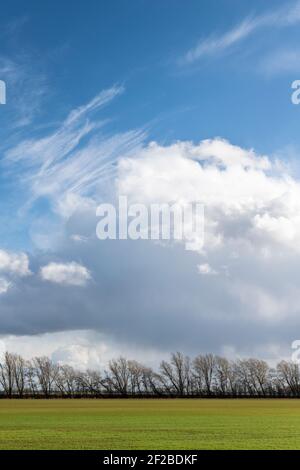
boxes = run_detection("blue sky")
[2,1,300,365]
[1,0,300,150]
[1,0,299,249]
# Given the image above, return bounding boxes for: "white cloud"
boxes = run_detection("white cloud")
[0,250,30,277]
[40,261,91,286]
[55,193,96,219]
[198,263,218,275]
[118,137,300,254]
[0,330,166,370]
[111,136,300,330]
[2,51,300,363]
[4,133,300,359]
[70,234,89,243]
[0,278,11,295]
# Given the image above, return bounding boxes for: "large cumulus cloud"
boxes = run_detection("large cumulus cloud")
[1,136,300,364]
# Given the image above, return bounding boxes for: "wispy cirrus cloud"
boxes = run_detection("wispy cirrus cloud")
[4,85,146,217]
[180,0,300,65]
[181,17,257,65]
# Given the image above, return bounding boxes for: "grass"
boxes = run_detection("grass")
[0,398,300,449]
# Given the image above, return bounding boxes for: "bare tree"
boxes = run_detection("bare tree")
[215,356,233,395]
[127,360,148,395]
[193,354,216,395]
[55,365,78,397]
[160,352,191,396]
[0,352,16,397]
[33,356,59,397]
[107,357,131,395]
[12,354,27,397]
[142,367,163,396]
[235,359,253,395]
[246,359,270,396]
[0,349,298,398]
[26,360,38,395]
[277,361,300,396]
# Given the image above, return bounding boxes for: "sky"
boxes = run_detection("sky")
[1,0,300,368]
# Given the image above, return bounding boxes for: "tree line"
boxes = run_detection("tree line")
[0,351,300,398]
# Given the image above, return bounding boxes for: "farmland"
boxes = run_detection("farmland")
[0,398,300,449]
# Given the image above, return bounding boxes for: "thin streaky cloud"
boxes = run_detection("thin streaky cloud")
[4,85,146,217]
[65,84,124,126]
[180,0,300,65]
[182,17,257,65]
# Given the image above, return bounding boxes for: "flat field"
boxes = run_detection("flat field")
[0,398,300,449]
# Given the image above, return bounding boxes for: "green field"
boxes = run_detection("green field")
[0,398,300,449]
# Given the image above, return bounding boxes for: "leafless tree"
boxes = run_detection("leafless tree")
[160,352,191,396]
[107,357,131,395]
[75,369,103,395]
[26,360,38,395]
[215,356,233,395]
[246,359,270,396]
[33,356,59,397]
[55,365,78,396]
[193,354,216,395]
[0,352,16,397]
[142,367,163,396]
[127,360,148,395]
[12,354,27,397]
[235,359,253,395]
[0,349,299,398]
[277,360,300,396]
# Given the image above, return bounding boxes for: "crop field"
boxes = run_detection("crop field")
[0,398,300,450]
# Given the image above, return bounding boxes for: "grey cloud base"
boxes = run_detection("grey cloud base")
[0,225,298,360]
